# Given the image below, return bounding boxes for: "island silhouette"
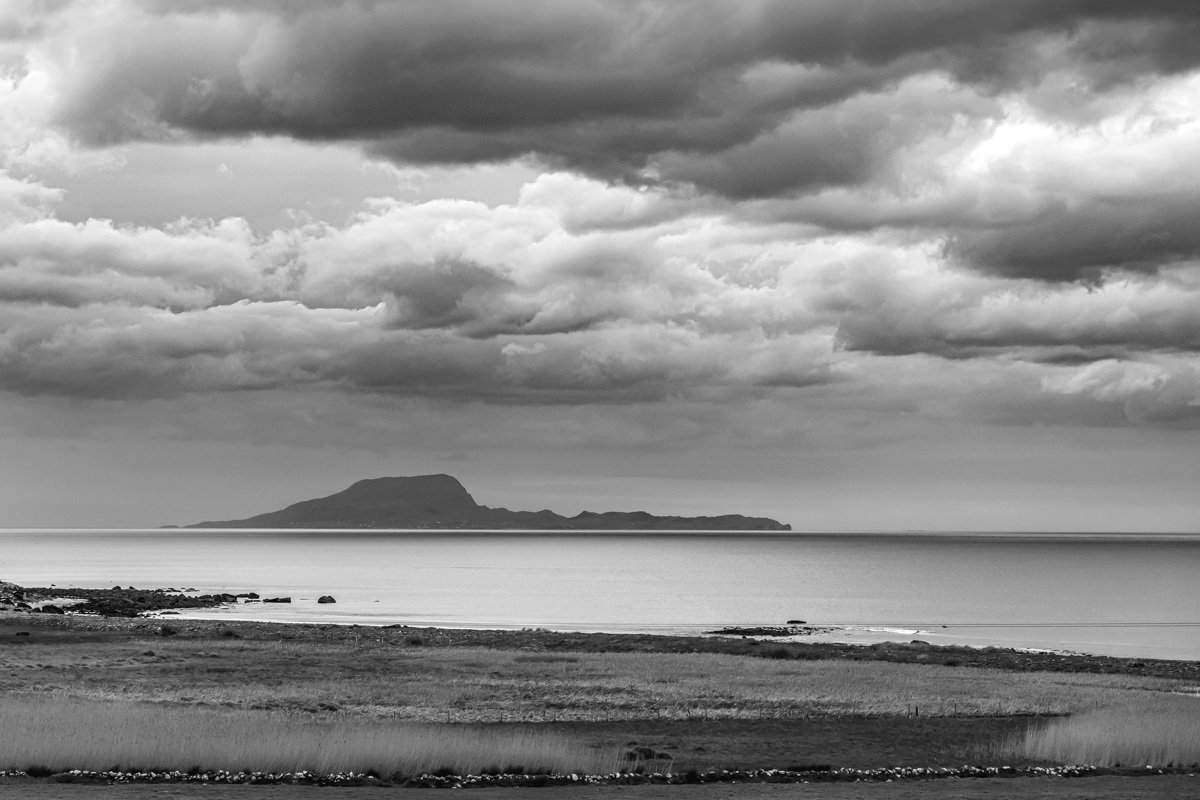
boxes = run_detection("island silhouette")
[186,474,791,530]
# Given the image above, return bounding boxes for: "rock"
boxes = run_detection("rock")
[705,625,795,637]
[237,592,260,599]
[263,597,292,603]
[786,619,806,625]
[36,604,65,614]
[317,595,337,604]
[14,631,29,637]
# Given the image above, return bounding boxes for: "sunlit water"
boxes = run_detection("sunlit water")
[2,529,1197,660]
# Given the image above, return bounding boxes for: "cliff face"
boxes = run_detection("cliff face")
[187,474,791,531]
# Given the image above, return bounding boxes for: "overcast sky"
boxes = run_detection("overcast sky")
[2,0,1199,530]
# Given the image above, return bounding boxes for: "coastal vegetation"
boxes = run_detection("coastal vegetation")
[1,626,1187,722]
[3,614,1199,787]
[1001,700,1200,768]
[0,696,617,777]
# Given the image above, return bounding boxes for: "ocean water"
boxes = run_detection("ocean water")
[1,529,1197,660]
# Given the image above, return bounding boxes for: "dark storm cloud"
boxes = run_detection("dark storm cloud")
[947,195,1200,281]
[33,0,1200,283]
[47,2,1200,181]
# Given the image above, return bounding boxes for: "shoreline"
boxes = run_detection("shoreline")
[6,529,1196,663]
[5,578,1200,669]
[141,608,1200,662]
[6,606,1200,682]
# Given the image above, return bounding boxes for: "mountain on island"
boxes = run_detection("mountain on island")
[186,474,791,531]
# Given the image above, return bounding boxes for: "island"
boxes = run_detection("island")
[184,474,791,530]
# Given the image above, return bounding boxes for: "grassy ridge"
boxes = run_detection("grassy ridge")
[0,697,618,776]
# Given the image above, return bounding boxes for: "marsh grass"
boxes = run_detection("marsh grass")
[8,639,1185,723]
[1000,696,1200,768]
[0,697,617,776]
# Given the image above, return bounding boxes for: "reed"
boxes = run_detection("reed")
[0,697,617,776]
[1001,696,1200,768]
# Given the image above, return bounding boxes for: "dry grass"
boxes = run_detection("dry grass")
[4,638,1187,722]
[1000,695,1200,768]
[6,618,1198,776]
[0,696,618,776]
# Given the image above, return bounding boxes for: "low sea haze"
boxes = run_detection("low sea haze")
[2,529,1197,660]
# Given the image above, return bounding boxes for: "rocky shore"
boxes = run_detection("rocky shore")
[0,580,252,617]
[705,625,837,637]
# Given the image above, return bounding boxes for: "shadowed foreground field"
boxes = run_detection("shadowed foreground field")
[1,612,1198,796]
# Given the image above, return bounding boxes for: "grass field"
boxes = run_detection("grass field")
[2,614,1199,781]
[2,634,1186,721]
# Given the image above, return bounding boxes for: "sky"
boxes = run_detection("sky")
[1,0,1199,531]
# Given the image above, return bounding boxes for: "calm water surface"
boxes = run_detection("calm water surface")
[2,529,1197,660]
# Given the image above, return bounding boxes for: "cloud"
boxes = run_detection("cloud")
[1043,357,1200,425]
[655,74,1001,199]
[4,2,1200,433]
[4,0,1199,289]
[0,216,260,304]
[825,254,1200,360]
[0,173,838,402]
[30,1,1200,200]
[1,148,1199,428]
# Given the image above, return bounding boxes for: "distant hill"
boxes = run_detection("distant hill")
[185,474,791,531]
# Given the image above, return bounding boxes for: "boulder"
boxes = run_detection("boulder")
[263,597,292,603]
[317,595,337,604]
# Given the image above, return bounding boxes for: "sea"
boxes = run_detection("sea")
[2,529,1197,661]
